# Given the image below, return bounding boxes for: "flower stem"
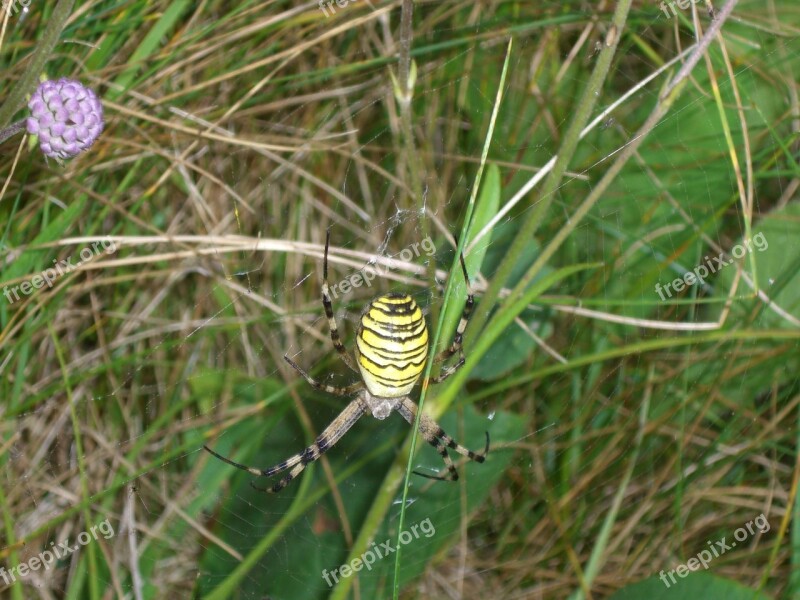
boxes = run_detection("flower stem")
[0,0,75,128]
[396,0,435,313]
[0,119,26,144]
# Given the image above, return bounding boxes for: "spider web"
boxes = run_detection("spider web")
[1,1,799,599]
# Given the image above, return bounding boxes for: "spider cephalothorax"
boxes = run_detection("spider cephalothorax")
[204,232,489,492]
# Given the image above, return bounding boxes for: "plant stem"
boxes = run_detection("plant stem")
[396,0,435,318]
[0,0,76,128]
[392,39,513,600]
[464,0,633,350]
[435,0,743,420]
[0,119,26,144]
[398,0,413,101]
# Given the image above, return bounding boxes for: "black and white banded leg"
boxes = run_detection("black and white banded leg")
[321,230,358,372]
[395,397,489,482]
[431,253,474,384]
[204,398,367,493]
[283,355,364,396]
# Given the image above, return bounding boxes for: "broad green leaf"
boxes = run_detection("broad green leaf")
[439,162,502,353]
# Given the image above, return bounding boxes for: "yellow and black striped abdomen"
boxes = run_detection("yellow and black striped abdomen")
[355,293,429,398]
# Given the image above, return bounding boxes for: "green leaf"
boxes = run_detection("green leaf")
[716,203,800,327]
[107,0,192,99]
[356,406,526,598]
[1,195,87,283]
[471,307,552,380]
[439,162,502,353]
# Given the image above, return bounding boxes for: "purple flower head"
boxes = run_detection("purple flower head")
[26,78,104,160]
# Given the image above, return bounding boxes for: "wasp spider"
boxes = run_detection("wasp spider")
[204,233,489,493]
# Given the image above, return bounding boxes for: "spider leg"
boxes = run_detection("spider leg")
[431,253,473,383]
[430,356,465,384]
[204,397,366,493]
[395,397,489,482]
[322,230,358,373]
[284,355,364,396]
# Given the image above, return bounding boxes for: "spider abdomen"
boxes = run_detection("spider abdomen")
[355,293,429,398]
